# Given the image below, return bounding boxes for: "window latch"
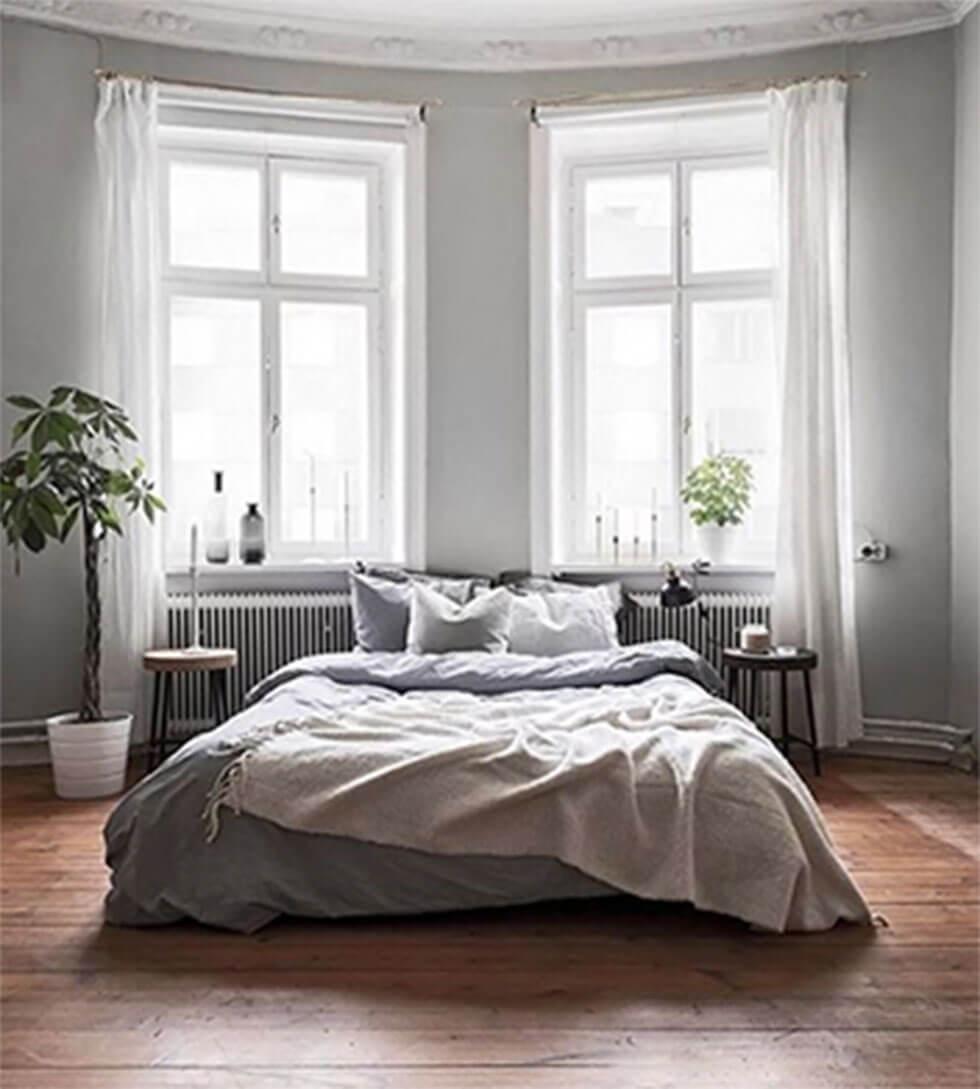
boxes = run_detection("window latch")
[271,213,281,235]
[270,413,281,434]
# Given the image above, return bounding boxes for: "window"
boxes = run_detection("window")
[159,93,424,566]
[533,100,778,568]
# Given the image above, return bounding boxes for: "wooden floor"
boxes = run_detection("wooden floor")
[1,757,977,1089]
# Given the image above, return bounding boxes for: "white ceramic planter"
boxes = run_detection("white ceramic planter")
[694,524,736,566]
[46,712,132,800]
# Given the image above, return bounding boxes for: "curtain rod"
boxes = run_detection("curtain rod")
[93,68,441,120]
[520,70,867,121]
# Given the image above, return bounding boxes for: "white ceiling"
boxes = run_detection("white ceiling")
[7,0,976,70]
[193,0,821,32]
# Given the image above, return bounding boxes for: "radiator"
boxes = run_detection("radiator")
[166,592,354,729]
[165,589,772,734]
[620,591,773,717]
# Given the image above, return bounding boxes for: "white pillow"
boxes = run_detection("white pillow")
[507,585,620,656]
[407,583,512,653]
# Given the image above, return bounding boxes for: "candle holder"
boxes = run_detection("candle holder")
[186,523,208,654]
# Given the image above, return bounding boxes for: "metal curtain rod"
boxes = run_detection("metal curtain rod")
[520,69,867,120]
[93,68,441,120]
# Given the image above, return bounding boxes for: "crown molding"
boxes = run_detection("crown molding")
[3,1,971,72]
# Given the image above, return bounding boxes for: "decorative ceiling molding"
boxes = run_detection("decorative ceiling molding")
[4,0,975,72]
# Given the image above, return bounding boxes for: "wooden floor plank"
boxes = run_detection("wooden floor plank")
[1,755,977,1088]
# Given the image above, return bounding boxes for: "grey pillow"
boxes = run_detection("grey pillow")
[406,584,512,654]
[355,563,489,605]
[350,572,412,652]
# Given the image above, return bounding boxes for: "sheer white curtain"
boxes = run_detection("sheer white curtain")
[95,76,165,727]
[768,78,863,748]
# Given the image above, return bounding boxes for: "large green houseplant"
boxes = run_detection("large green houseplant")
[680,452,754,564]
[1,387,164,796]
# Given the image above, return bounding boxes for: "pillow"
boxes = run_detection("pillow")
[504,575,624,614]
[355,562,489,605]
[507,585,620,656]
[406,584,512,654]
[350,572,412,652]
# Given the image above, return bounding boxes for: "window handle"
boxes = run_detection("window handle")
[270,413,281,435]
[271,213,281,235]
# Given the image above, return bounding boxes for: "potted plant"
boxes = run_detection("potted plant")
[680,452,753,565]
[1,387,164,799]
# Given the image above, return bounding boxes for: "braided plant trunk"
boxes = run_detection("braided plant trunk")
[80,517,102,723]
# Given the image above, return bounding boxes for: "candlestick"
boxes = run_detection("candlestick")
[189,522,201,650]
[308,453,317,543]
[650,487,659,560]
[343,470,351,557]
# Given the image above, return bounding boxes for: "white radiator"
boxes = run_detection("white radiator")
[165,589,772,732]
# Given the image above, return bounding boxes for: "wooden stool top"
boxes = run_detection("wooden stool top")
[143,648,238,673]
[722,647,818,672]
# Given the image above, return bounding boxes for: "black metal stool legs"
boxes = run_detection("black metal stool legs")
[802,670,822,777]
[208,670,230,726]
[157,674,174,769]
[147,674,162,773]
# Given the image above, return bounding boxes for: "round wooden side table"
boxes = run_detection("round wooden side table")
[722,647,821,776]
[142,648,237,770]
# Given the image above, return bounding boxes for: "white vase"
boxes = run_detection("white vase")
[46,711,132,800]
[694,524,735,566]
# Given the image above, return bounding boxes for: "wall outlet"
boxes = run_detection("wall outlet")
[856,539,889,563]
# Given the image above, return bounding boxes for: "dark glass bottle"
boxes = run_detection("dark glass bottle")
[239,502,266,565]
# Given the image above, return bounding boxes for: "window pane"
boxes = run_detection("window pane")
[169,296,262,557]
[690,297,778,558]
[582,304,674,561]
[279,170,369,278]
[168,161,261,271]
[584,174,672,280]
[690,165,775,275]
[279,301,370,548]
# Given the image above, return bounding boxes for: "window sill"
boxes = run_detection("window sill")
[166,561,360,594]
[550,563,774,592]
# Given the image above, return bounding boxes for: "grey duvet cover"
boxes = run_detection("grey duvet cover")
[103,643,724,932]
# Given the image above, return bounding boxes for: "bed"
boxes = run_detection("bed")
[103,642,871,934]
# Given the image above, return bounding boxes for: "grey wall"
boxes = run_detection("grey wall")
[951,5,979,735]
[0,16,959,726]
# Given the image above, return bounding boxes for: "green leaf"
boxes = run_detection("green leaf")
[11,416,36,444]
[30,500,58,537]
[7,395,42,411]
[25,452,41,482]
[33,487,65,516]
[22,521,45,553]
[30,418,50,453]
[59,506,80,542]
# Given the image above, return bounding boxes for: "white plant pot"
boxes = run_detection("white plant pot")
[694,524,736,566]
[46,711,132,800]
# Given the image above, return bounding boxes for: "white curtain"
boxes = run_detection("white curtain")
[768,78,863,748]
[95,77,165,728]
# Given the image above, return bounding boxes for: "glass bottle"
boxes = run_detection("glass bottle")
[239,502,266,565]
[204,470,230,564]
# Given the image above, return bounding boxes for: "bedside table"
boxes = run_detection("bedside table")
[722,647,821,776]
[142,648,237,771]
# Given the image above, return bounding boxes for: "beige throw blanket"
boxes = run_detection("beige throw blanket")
[204,674,870,932]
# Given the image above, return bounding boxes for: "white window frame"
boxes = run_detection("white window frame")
[531,99,775,574]
[158,93,426,571]
[268,158,382,289]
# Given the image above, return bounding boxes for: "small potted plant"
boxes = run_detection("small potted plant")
[1,387,164,799]
[680,452,753,565]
